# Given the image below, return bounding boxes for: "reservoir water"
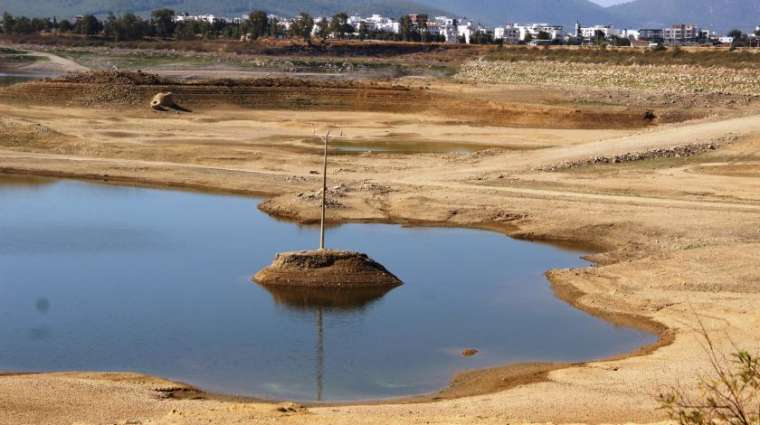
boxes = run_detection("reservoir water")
[0,73,36,86]
[0,176,656,401]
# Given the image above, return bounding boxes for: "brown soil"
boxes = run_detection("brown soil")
[254,249,403,288]
[0,71,672,129]
[0,64,759,425]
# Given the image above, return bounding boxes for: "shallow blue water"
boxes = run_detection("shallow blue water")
[0,176,656,401]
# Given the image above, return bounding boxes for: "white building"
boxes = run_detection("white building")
[430,16,458,42]
[618,29,640,40]
[518,23,563,40]
[426,22,443,37]
[457,19,478,44]
[494,24,521,41]
[580,25,615,39]
[364,14,399,33]
[174,14,226,24]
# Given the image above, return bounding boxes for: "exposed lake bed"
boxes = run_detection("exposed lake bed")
[0,55,758,424]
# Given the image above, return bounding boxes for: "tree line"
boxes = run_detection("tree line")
[0,9,446,43]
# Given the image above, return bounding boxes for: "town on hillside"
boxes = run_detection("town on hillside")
[2,9,760,47]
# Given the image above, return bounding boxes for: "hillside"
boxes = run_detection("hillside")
[2,0,757,32]
[608,0,760,31]
[0,0,447,19]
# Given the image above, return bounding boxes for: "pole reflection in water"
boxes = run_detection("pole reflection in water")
[316,306,324,401]
[256,284,397,401]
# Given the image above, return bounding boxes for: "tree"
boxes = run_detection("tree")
[471,30,493,44]
[2,12,16,34]
[105,13,148,41]
[315,19,329,39]
[248,10,268,39]
[329,12,353,39]
[658,328,759,425]
[358,21,369,40]
[728,29,744,39]
[151,8,176,38]
[398,15,415,41]
[174,21,197,40]
[11,16,34,34]
[75,15,102,36]
[536,30,551,40]
[268,17,281,38]
[58,19,73,32]
[609,35,631,47]
[523,32,533,43]
[416,14,428,32]
[728,29,748,48]
[593,29,606,45]
[289,12,314,43]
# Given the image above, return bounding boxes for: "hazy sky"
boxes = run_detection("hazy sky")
[590,0,633,5]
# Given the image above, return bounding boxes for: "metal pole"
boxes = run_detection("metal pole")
[319,131,330,250]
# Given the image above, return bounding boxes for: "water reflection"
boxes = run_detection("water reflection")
[0,175,55,188]
[257,284,399,400]
[258,285,396,312]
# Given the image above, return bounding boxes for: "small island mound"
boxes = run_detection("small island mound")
[254,249,403,289]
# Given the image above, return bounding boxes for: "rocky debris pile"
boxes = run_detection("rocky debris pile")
[254,249,403,289]
[283,175,309,183]
[296,184,348,208]
[457,60,760,97]
[359,181,392,194]
[49,70,173,85]
[490,210,527,223]
[539,142,721,171]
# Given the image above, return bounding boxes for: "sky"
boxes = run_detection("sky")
[590,0,633,5]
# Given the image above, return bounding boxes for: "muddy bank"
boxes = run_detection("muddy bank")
[0,71,665,129]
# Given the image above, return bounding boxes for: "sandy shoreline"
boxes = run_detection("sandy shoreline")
[0,168,673,404]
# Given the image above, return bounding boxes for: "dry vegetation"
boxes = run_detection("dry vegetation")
[486,46,760,69]
[457,59,760,96]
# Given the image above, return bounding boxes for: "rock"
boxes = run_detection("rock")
[539,141,728,172]
[150,92,176,110]
[275,402,306,414]
[462,348,479,357]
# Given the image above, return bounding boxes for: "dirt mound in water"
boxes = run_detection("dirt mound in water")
[254,249,403,289]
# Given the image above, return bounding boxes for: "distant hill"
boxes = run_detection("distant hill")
[0,0,448,19]
[416,0,626,27]
[607,0,760,32]
[2,0,757,32]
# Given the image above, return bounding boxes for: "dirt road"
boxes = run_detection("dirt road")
[4,48,90,75]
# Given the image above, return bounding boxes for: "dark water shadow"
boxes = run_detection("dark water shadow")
[256,284,397,313]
